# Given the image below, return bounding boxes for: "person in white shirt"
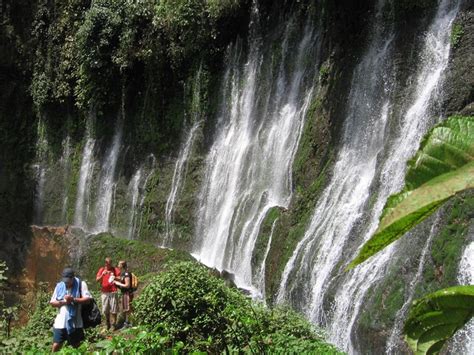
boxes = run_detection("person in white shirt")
[50,267,91,352]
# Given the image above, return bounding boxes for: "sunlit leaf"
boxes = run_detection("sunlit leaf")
[348,116,474,269]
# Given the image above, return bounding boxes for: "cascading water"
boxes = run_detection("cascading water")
[164,121,201,246]
[385,214,441,353]
[60,136,71,223]
[93,123,122,232]
[255,218,278,299]
[276,0,460,352]
[33,119,49,224]
[193,4,321,290]
[74,137,96,228]
[449,238,474,354]
[127,168,142,239]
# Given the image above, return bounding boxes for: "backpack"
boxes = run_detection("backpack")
[130,272,138,292]
[79,280,101,329]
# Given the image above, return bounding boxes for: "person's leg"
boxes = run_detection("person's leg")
[52,328,66,352]
[101,293,111,329]
[68,328,85,348]
[52,343,63,352]
[124,292,132,325]
[110,292,119,330]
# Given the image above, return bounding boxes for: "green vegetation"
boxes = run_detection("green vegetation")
[0,261,18,338]
[133,262,343,353]
[1,261,343,353]
[349,116,474,269]
[450,23,464,48]
[404,285,474,355]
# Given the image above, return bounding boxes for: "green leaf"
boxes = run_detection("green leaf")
[348,116,474,269]
[404,285,474,355]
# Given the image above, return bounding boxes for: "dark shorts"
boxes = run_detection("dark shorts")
[53,328,85,347]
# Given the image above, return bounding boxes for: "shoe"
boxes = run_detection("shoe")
[122,322,132,328]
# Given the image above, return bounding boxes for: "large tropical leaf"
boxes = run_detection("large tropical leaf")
[404,285,474,355]
[348,116,474,269]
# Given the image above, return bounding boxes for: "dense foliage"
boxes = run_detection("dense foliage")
[31,0,248,114]
[134,261,343,353]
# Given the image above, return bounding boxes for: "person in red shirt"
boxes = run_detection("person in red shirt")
[96,257,120,330]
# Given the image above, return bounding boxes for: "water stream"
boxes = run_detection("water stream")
[93,123,122,232]
[74,137,96,228]
[276,0,460,352]
[193,4,321,290]
[164,121,201,246]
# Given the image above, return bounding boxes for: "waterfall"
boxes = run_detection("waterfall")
[255,218,278,299]
[193,5,320,290]
[164,121,200,246]
[94,123,122,232]
[127,168,142,239]
[60,136,71,223]
[74,137,96,228]
[33,119,49,224]
[449,238,474,354]
[276,0,460,352]
[385,214,441,353]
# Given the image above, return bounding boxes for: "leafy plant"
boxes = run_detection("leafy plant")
[345,115,474,354]
[0,261,18,338]
[404,285,474,355]
[349,116,474,268]
[450,23,464,47]
[133,261,343,353]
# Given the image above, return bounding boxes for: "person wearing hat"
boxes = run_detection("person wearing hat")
[50,267,91,352]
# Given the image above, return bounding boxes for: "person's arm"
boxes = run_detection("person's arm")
[50,286,72,308]
[73,281,92,304]
[96,267,105,282]
[114,273,131,288]
[50,299,71,308]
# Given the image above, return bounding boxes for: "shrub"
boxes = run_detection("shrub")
[133,261,344,353]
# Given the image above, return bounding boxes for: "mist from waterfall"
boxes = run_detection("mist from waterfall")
[193,4,321,290]
[276,0,460,352]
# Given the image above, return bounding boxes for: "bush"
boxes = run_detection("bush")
[133,261,344,353]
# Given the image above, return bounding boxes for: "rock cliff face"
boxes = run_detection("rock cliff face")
[1,0,473,352]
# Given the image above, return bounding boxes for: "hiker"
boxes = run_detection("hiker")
[114,260,133,328]
[50,267,91,352]
[96,257,120,330]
